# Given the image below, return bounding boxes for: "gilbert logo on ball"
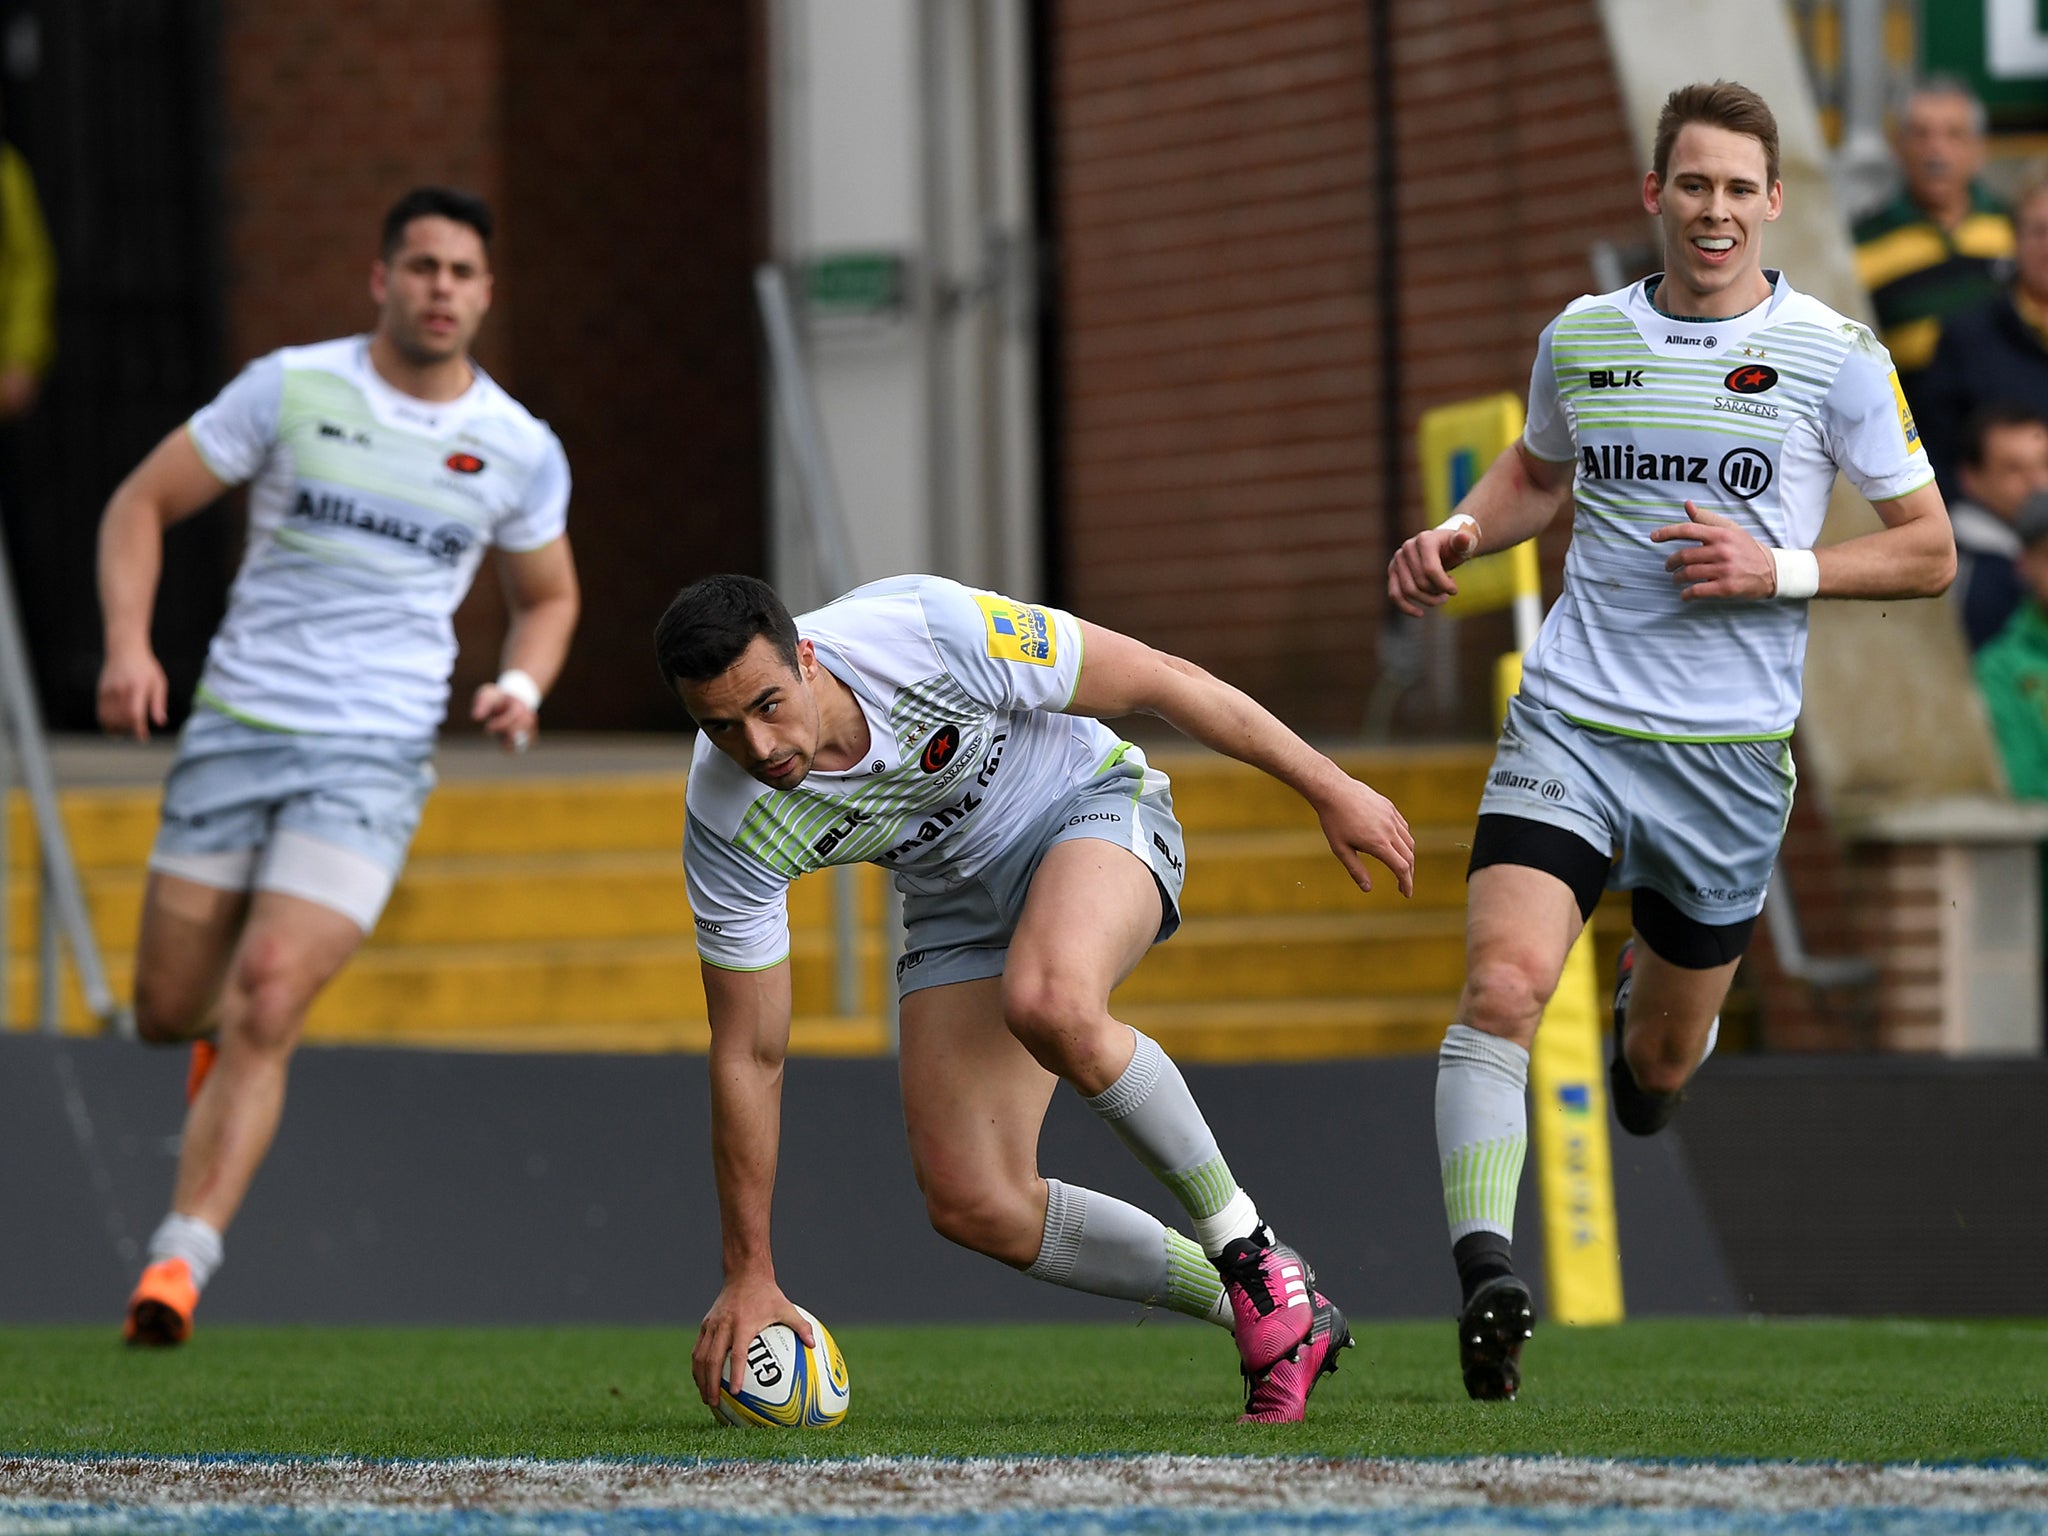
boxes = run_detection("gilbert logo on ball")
[715,1305,851,1428]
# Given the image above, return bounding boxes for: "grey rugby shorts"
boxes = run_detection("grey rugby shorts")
[894,758,1187,995]
[1474,694,1795,926]
[147,708,436,930]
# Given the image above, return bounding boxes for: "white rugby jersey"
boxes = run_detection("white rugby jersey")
[685,575,1141,971]
[185,336,570,737]
[1519,272,1933,741]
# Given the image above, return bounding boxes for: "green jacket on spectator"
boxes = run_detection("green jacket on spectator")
[1977,602,2048,799]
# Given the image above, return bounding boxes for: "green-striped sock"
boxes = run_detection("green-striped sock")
[1162,1228,1231,1326]
[1436,1023,1531,1242]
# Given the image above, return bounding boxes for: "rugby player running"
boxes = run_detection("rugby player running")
[658,573,1415,1422]
[97,187,580,1345]
[1387,81,1953,1400]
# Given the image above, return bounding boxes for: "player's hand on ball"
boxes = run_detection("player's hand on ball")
[1651,502,1776,601]
[692,1277,814,1408]
[1317,776,1416,899]
[1387,522,1480,617]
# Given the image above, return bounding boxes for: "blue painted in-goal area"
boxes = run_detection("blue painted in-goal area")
[4,1505,2048,1535]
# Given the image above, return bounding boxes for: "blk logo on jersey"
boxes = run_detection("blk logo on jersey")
[445,452,487,474]
[920,724,961,773]
[1580,443,1707,485]
[1723,364,1778,394]
[1718,446,1774,499]
[1588,368,1644,389]
[812,806,869,860]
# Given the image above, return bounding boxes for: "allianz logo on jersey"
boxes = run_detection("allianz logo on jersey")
[1579,443,1774,499]
[289,489,476,565]
[879,730,1008,863]
[1580,443,1707,485]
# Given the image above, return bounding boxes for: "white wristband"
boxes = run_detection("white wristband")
[1436,512,1479,540]
[495,668,543,710]
[1769,547,1820,601]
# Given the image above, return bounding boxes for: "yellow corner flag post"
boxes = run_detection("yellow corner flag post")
[1421,394,1626,1324]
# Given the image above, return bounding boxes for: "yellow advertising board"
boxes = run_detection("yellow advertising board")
[1417,393,1542,620]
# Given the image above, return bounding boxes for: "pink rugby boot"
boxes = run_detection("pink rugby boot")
[1213,1225,1314,1374]
[1240,1290,1353,1423]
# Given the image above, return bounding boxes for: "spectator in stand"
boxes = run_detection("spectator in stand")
[1949,407,2048,652]
[1918,177,2048,491]
[1853,78,2012,414]
[1977,497,2048,795]
[1974,497,2048,1012]
[0,132,52,422]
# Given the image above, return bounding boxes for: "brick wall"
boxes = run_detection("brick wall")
[1052,0,1651,735]
[220,1,505,369]
[215,2,763,731]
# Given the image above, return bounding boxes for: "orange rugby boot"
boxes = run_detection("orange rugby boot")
[123,1258,198,1347]
[184,1040,218,1105]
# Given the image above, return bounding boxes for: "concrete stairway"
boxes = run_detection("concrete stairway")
[5,741,1624,1059]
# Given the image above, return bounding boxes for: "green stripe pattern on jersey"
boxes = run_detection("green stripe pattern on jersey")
[1532,297,1874,741]
[732,679,1016,881]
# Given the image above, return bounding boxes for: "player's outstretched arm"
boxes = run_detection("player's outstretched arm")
[1651,481,1955,602]
[691,958,815,1407]
[1387,440,1574,617]
[1067,624,1416,897]
[95,427,230,740]
[471,536,581,753]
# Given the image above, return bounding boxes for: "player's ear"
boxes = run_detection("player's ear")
[1641,171,1663,217]
[369,259,389,308]
[794,637,816,682]
[1765,181,1784,222]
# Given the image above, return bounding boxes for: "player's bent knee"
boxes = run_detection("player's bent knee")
[920,1178,1038,1265]
[1626,1046,1692,1095]
[130,979,204,1046]
[1459,956,1553,1045]
[1000,971,1110,1056]
[221,939,321,1054]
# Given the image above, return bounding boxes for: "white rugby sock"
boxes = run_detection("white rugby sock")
[146,1213,223,1290]
[1024,1179,1231,1327]
[1436,1024,1529,1243]
[1083,1029,1261,1256]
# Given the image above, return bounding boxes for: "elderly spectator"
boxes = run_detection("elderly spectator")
[1950,407,2048,651]
[1854,79,2013,409]
[1918,178,2048,492]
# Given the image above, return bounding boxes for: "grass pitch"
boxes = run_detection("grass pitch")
[1,1318,2042,1463]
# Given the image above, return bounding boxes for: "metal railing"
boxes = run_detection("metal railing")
[0,529,123,1035]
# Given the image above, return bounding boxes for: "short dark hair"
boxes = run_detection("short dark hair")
[380,186,493,260]
[654,574,800,694]
[1961,401,2048,469]
[1653,81,1781,189]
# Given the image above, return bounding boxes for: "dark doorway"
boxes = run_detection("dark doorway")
[487,2,768,731]
[1,0,229,731]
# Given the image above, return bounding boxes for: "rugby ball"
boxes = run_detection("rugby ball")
[715,1305,850,1428]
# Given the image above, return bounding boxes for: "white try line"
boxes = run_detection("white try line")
[2,1454,2047,1520]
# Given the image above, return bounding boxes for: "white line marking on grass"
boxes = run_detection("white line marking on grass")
[1,1455,2046,1519]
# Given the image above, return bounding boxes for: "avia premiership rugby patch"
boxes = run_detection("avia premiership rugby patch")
[1888,370,1921,450]
[975,595,1055,666]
